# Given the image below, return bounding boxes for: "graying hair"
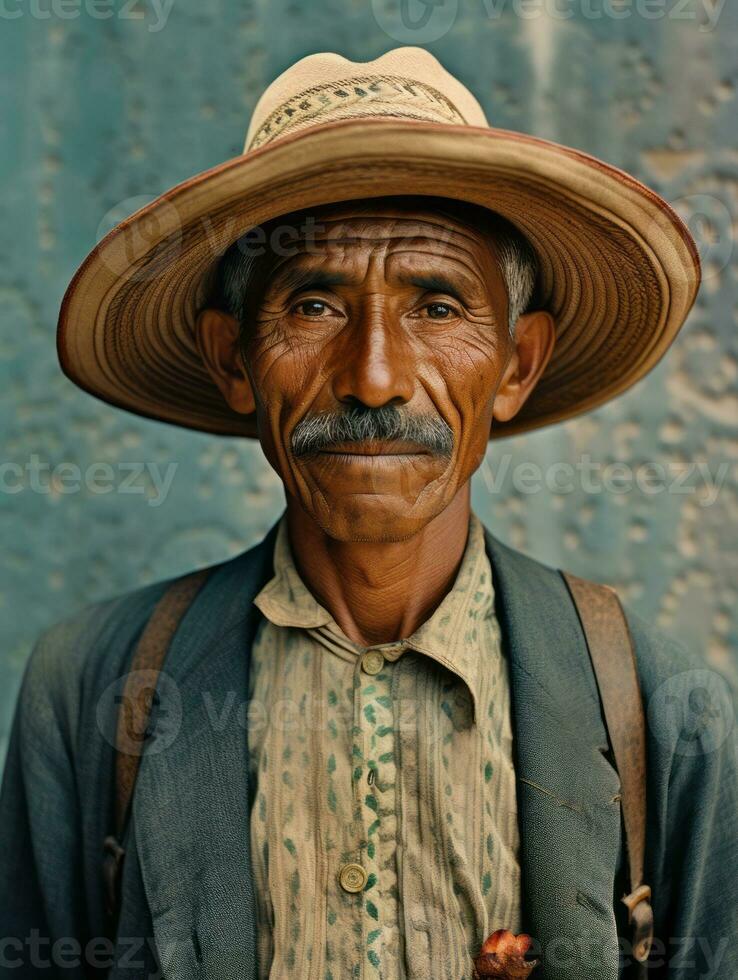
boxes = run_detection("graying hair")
[213,199,538,338]
[494,234,539,335]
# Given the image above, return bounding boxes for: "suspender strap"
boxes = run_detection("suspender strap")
[561,571,655,966]
[102,568,210,931]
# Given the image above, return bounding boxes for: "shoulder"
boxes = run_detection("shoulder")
[15,578,170,751]
[622,608,738,927]
[16,527,279,742]
[621,603,713,694]
[484,525,735,759]
[621,604,736,769]
[485,522,726,691]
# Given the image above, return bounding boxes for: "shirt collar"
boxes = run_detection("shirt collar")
[406,513,494,722]
[253,517,333,629]
[253,513,497,722]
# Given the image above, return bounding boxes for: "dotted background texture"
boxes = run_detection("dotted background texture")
[1,0,736,764]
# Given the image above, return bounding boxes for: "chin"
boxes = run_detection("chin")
[311,493,445,544]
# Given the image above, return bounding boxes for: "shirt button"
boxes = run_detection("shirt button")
[361,650,385,675]
[339,862,368,893]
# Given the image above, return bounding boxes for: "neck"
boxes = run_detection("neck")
[285,486,472,646]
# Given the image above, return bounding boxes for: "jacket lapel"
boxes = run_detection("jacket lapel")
[485,532,624,980]
[132,527,277,980]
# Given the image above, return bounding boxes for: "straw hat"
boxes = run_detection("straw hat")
[57,47,701,439]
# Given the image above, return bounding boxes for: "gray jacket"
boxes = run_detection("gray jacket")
[1,524,735,979]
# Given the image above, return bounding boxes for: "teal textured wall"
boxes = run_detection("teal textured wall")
[2,0,737,761]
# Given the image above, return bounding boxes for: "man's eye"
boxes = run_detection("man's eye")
[294,300,329,317]
[425,302,457,319]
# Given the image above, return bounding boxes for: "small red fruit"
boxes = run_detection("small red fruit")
[472,929,540,979]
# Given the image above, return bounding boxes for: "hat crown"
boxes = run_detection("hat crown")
[244,47,488,151]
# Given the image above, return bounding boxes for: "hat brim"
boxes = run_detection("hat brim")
[57,117,701,440]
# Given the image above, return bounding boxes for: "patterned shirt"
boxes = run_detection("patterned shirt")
[248,513,521,980]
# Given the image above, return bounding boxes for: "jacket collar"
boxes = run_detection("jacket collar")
[133,523,622,980]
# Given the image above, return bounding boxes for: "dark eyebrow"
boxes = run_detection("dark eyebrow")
[268,267,349,295]
[404,274,466,304]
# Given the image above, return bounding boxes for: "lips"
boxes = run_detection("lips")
[315,440,430,457]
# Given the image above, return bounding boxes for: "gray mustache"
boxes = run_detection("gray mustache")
[291,406,454,459]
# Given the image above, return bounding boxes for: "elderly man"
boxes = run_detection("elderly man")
[1,48,735,980]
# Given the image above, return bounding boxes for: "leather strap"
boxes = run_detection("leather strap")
[562,571,654,967]
[114,568,211,835]
[102,568,210,929]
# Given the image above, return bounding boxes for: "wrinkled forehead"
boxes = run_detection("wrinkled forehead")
[259,197,506,284]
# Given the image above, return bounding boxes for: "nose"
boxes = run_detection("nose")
[331,303,415,408]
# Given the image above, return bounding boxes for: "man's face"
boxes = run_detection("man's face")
[198,200,554,542]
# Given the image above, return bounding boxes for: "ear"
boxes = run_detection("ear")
[492,310,556,423]
[195,308,256,416]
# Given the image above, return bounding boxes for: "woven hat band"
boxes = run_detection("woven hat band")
[246,75,467,150]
